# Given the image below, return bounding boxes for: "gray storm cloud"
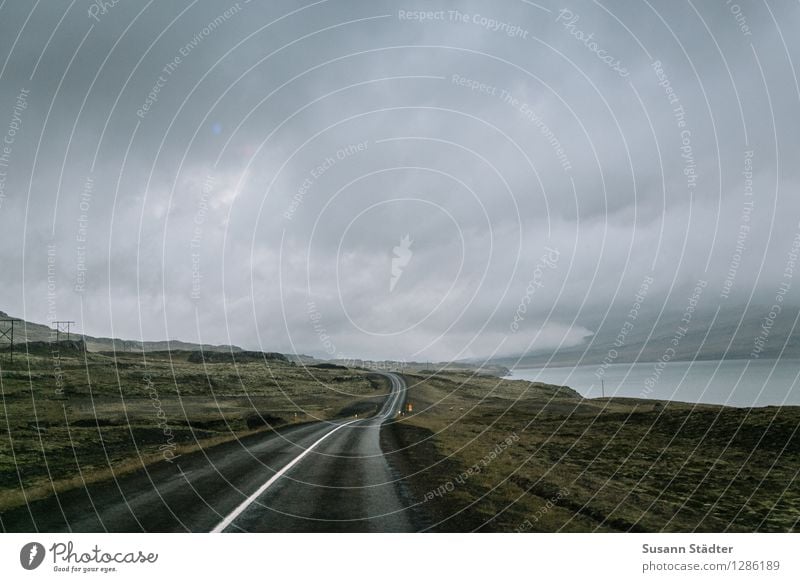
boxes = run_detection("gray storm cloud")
[0,0,798,362]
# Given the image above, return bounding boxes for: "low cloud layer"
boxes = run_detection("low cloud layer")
[1,1,798,361]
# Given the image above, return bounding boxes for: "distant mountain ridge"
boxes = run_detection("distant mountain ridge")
[0,310,241,354]
[490,303,800,369]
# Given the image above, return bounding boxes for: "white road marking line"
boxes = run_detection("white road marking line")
[211,419,360,532]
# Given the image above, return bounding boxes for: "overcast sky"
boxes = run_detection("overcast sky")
[1,0,798,361]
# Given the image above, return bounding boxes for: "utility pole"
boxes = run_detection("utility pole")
[52,321,76,344]
[0,319,20,362]
[601,379,605,398]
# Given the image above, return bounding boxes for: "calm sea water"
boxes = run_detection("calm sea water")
[508,358,800,407]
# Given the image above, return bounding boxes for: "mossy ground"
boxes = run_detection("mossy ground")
[384,371,800,532]
[0,349,388,511]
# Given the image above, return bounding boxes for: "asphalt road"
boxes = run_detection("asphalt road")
[1,373,415,532]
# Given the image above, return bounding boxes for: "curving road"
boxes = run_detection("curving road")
[1,373,415,532]
[212,371,411,532]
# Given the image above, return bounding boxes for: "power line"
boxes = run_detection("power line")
[0,319,21,362]
[52,321,76,344]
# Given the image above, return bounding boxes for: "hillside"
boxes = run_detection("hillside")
[491,303,800,369]
[0,310,241,353]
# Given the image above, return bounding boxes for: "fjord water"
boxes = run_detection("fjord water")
[508,358,800,407]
